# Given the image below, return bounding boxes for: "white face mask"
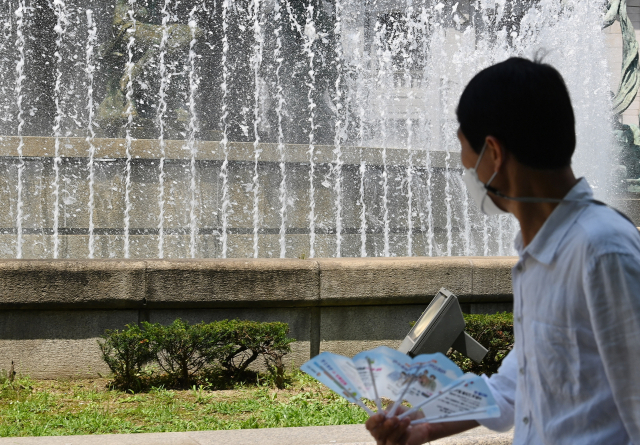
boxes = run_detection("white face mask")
[461,143,507,216]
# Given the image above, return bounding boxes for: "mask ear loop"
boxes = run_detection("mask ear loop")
[475,140,502,212]
[484,170,499,190]
[473,142,488,170]
[474,139,504,192]
[475,141,500,193]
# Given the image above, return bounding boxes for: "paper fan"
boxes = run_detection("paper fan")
[300,346,499,425]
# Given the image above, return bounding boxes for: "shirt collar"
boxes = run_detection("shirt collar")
[514,177,593,265]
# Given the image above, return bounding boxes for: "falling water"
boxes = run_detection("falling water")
[85,9,97,258]
[156,0,171,258]
[419,6,435,257]
[0,0,617,260]
[14,0,25,259]
[303,3,317,258]
[482,214,490,256]
[52,0,67,259]
[452,20,475,257]
[403,6,415,257]
[0,2,14,133]
[333,0,344,258]
[358,150,367,257]
[355,37,367,258]
[275,0,287,259]
[220,0,230,258]
[374,21,391,257]
[122,0,137,259]
[251,0,264,258]
[431,12,454,257]
[187,8,200,259]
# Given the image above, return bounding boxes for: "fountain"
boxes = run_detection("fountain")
[0,0,617,259]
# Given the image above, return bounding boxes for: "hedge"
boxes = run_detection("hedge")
[98,319,295,391]
[448,312,514,376]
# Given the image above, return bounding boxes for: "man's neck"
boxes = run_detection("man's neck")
[505,167,578,247]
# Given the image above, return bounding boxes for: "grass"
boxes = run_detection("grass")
[0,371,369,437]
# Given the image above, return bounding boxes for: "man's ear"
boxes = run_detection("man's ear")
[484,136,504,173]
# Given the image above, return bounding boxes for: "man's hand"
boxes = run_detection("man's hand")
[365,408,480,445]
[365,413,433,445]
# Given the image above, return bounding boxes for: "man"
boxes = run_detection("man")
[366,57,640,444]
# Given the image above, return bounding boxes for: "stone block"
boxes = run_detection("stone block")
[468,257,517,300]
[316,257,475,305]
[319,304,427,356]
[19,234,51,259]
[467,302,513,314]
[0,235,16,258]
[0,260,147,308]
[129,235,161,258]
[0,309,137,378]
[143,258,320,307]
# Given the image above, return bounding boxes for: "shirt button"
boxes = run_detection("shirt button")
[516,263,524,272]
[519,367,525,375]
[517,316,522,323]
[523,416,529,425]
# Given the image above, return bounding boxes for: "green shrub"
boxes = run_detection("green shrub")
[143,319,225,389]
[212,320,295,387]
[98,324,155,391]
[100,319,296,391]
[448,312,514,376]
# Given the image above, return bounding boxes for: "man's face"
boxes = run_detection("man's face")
[457,128,502,187]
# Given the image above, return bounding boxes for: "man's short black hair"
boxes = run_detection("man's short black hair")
[456,57,575,170]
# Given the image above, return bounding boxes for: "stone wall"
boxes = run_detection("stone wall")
[0,136,480,259]
[0,256,516,378]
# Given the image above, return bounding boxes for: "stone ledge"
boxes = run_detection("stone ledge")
[0,260,147,309]
[0,136,461,168]
[0,257,516,310]
[144,258,320,308]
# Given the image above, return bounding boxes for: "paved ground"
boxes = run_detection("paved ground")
[0,425,513,445]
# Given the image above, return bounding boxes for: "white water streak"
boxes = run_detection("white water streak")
[187,9,200,258]
[123,0,137,259]
[220,0,230,258]
[86,9,97,258]
[303,3,317,258]
[375,22,390,256]
[358,106,367,257]
[52,0,68,259]
[419,7,435,256]
[156,0,171,258]
[403,10,414,257]
[333,0,344,257]
[14,0,26,259]
[275,0,287,258]
[252,0,264,258]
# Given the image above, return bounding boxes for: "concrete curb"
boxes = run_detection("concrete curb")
[0,425,513,445]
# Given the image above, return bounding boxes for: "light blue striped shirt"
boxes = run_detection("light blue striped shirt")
[479,178,640,444]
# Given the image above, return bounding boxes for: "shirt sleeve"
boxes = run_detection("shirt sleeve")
[477,347,517,432]
[585,252,640,440]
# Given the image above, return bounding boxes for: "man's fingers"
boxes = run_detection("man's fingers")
[365,413,385,432]
[383,416,411,445]
[366,414,414,445]
[365,413,389,445]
